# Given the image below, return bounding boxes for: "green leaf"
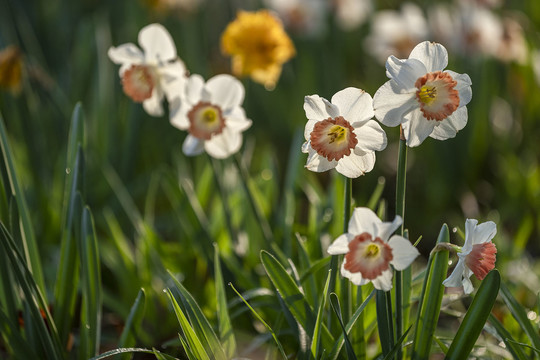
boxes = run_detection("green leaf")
[166,289,210,360]
[376,290,394,357]
[0,308,38,358]
[445,269,501,360]
[214,245,237,358]
[311,270,332,358]
[329,293,357,360]
[89,348,179,360]
[168,271,228,360]
[488,314,528,360]
[260,251,334,351]
[412,224,450,360]
[78,207,102,359]
[383,325,413,360]
[118,289,146,360]
[0,112,45,295]
[500,281,540,351]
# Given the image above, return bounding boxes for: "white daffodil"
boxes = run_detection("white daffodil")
[443,219,497,294]
[373,41,472,147]
[108,23,186,117]
[169,74,252,159]
[328,207,420,291]
[302,88,387,178]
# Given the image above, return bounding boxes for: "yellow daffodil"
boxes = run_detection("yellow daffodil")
[221,10,296,90]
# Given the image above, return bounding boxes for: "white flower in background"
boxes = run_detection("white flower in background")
[373,41,472,147]
[364,3,429,63]
[496,17,528,65]
[302,88,387,178]
[443,219,497,294]
[532,50,540,87]
[108,23,186,117]
[333,0,373,32]
[328,207,420,291]
[263,0,327,37]
[169,74,252,159]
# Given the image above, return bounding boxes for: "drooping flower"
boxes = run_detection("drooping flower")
[108,23,186,116]
[220,10,296,90]
[169,73,252,159]
[373,41,472,147]
[0,45,23,95]
[328,207,420,291]
[443,219,497,294]
[302,88,387,178]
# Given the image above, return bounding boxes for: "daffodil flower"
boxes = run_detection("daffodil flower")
[169,74,252,159]
[373,41,472,147]
[443,219,497,294]
[108,23,186,116]
[302,88,387,178]
[328,207,420,291]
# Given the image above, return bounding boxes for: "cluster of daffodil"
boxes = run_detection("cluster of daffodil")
[302,41,497,294]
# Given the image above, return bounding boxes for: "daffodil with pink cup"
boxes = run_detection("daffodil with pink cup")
[373,41,472,147]
[327,207,420,291]
[302,88,387,178]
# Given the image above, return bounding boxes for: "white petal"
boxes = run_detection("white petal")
[408,41,448,72]
[304,95,339,121]
[374,216,402,242]
[225,107,252,132]
[445,70,472,107]
[371,269,394,291]
[205,74,245,110]
[385,57,426,92]
[169,97,189,130]
[341,262,368,286]
[327,233,354,255]
[388,236,420,270]
[205,127,242,159]
[331,88,374,124]
[335,152,375,178]
[442,260,466,288]
[305,149,337,172]
[462,268,474,294]
[139,23,177,63]
[182,135,205,156]
[185,74,205,105]
[304,119,318,141]
[160,60,187,101]
[430,107,468,140]
[373,81,417,127]
[353,120,387,152]
[108,44,144,66]
[348,207,381,236]
[470,220,497,245]
[301,141,310,153]
[142,87,164,116]
[462,219,479,253]
[401,109,437,147]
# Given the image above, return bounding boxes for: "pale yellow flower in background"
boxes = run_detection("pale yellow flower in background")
[0,45,23,95]
[221,10,296,90]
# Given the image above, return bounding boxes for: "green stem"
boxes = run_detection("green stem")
[340,177,352,324]
[395,128,408,360]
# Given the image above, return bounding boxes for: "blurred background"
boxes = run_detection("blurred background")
[1,0,539,356]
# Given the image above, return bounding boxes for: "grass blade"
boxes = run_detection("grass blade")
[488,314,529,360]
[214,245,237,358]
[376,290,394,357]
[329,293,357,360]
[445,269,501,360]
[311,270,332,358]
[118,288,146,359]
[412,224,450,360]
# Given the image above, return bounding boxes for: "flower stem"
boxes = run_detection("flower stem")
[395,128,408,359]
[340,176,352,324]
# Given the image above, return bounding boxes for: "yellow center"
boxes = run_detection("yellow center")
[327,125,348,144]
[364,243,380,258]
[202,108,218,124]
[417,85,437,105]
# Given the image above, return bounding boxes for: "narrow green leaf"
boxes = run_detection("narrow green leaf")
[445,269,501,360]
[260,251,334,351]
[376,290,394,357]
[328,289,375,360]
[229,283,288,360]
[329,293,357,360]
[488,314,528,360]
[177,336,200,360]
[0,112,45,295]
[166,289,210,360]
[383,325,413,360]
[168,271,228,360]
[500,281,540,351]
[214,245,237,358]
[79,207,102,359]
[412,224,450,360]
[89,348,179,360]
[311,270,332,358]
[118,289,146,360]
[0,308,38,358]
